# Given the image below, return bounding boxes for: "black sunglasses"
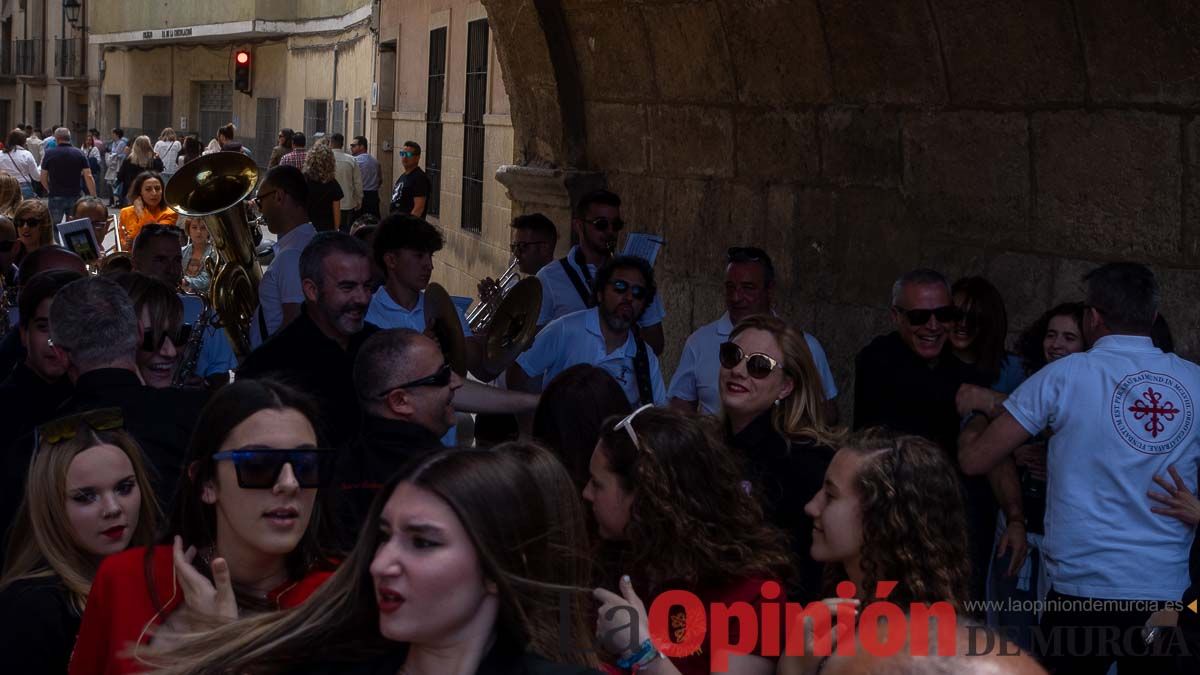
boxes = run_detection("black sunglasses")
[608,279,647,300]
[211,448,335,489]
[16,217,42,228]
[142,324,192,352]
[719,342,781,379]
[727,246,768,262]
[583,216,624,232]
[35,407,124,449]
[376,362,454,398]
[893,305,963,326]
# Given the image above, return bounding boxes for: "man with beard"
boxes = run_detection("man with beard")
[238,232,377,445]
[534,190,666,355]
[511,255,666,406]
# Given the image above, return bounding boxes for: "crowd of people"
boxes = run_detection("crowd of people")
[0,122,1196,675]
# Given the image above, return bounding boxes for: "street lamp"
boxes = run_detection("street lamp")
[64,0,82,27]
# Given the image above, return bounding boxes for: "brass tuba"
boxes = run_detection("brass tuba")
[165,152,262,359]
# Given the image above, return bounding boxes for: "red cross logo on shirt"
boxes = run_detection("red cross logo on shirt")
[1127,387,1180,438]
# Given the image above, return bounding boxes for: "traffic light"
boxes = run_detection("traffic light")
[234,49,252,93]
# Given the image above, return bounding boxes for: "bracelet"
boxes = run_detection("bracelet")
[632,647,663,672]
[1006,514,1027,528]
[618,639,655,670]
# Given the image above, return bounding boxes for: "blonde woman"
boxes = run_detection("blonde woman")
[153,128,182,183]
[181,217,213,294]
[0,411,159,675]
[115,136,163,203]
[13,198,53,265]
[302,140,343,231]
[0,174,23,217]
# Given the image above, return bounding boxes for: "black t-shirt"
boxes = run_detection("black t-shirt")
[306,178,345,232]
[116,156,164,193]
[389,167,430,215]
[41,144,89,197]
[238,306,379,446]
[0,575,80,675]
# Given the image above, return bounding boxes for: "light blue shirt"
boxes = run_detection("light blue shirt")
[667,312,839,415]
[250,222,316,348]
[355,152,381,191]
[516,307,667,406]
[181,295,238,378]
[1004,335,1200,600]
[366,286,472,446]
[534,245,665,328]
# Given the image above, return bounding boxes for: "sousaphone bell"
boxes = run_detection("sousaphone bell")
[425,279,542,377]
[424,283,469,377]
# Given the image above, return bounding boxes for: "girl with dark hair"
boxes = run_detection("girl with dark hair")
[135,448,600,675]
[949,276,1024,393]
[0,414,159,675]
[69,379,337,674]
[533,364,632,491]
[0,128,41,198]
[177,135,203,168]
[775,429,972,674]
[118,170,177,250]
[113,272,186,389]
[720,315,838,603]
[587,406,793,675]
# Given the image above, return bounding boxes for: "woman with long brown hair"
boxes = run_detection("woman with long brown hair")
[112,272,187,389]
[13,198,53,265]
[70,379,338,674]
[0,174,24,217]
[0,129,41,198]
[137,448,600,674]
[0,410,159,674]
[719,314,838,602]
[587,406,793,675]
[117,171,178,250]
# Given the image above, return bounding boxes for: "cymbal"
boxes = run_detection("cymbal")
[424,282,468,377]
[483,277,543,373]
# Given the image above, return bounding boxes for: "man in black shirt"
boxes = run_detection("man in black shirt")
[388,141,430,217]
[333,328,464,550]
[39,128,96,224]
[854,268,1024,602]
[237,231,377,446]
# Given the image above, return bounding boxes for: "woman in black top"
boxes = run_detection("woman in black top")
[303,141,344,231]
[115,135,164,197]
[0,411,159,675]
[719,315,839,602]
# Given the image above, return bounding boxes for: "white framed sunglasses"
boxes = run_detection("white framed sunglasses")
[614,403,655,450]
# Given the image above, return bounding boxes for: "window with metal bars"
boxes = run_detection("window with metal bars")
[331,99,346,136]
[142,96,171,138]
[255,98,279,167]
[304,99,328,138]
[353,97,364,137]
[461,19,488,233]
[425,27,447,218]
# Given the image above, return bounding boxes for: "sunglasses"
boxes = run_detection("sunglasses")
[376,362,453,398]
[211,448,335,489]
[35,407,124,449]
[16,217,42,228]
[608,279,647,300]
[399,151,417,158]
[583,216,624,232]
[142,324,192,352]
[727,246,768,263]
[614,403,655,451]
[254,189,279,208]
[510,240,553,255]
[892,305,964,326]
[718,342,781,379]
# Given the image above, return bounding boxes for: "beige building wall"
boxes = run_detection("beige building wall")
[374,0,513,302]
[0,0,92,134]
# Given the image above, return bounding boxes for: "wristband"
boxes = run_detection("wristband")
[618,639,654,670]
[632,646,663,672]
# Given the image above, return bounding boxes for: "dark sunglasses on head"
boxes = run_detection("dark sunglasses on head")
[718,342,781,379]
[608,279,647,300]
[35,407,124,449]
[583,216,624,232]
[142,324,192,352]
[211,448,335,489]
[727,246,768,263]
[893,305,964,326]
[375,362,453,398]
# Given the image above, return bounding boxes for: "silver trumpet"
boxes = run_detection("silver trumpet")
[467,257,521,333]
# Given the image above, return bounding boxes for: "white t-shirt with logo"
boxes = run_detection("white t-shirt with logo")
[1003,334,1200,600]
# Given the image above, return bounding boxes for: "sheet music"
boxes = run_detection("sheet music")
[621,232,665,267]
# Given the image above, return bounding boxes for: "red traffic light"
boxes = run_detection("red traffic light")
[235,51,250,65]
[234,49,252,93]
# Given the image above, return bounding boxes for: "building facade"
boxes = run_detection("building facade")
[88,0,374,168]
[373,0,515,301]
[0,0,91,136]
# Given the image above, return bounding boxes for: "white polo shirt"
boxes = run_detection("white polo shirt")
[365,287,473,337]
[366,286,473,447]
[534,245,665,328]
[1003,334,1200,601]
[250,222,316,348]
[516,307,667,406]
[180,295,238,378]
[667,312,839,415]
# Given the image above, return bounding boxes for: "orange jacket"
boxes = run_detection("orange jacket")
[118,204,178,250]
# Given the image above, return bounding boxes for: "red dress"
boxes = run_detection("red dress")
[68,545,334,675]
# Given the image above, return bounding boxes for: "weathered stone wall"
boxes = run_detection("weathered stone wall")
[482,0,1200,418]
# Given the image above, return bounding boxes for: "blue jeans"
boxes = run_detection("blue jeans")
[19,182,34,199]
[48,195,76,225]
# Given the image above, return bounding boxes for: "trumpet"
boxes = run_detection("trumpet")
[467,257,521,333]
